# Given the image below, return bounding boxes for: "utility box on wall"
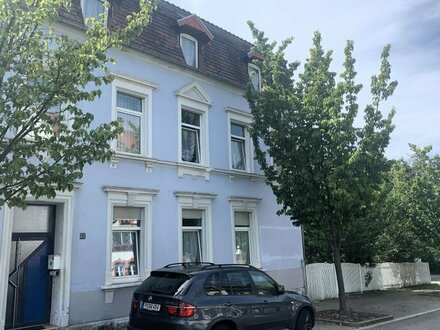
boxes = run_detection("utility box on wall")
[48,254,61,270]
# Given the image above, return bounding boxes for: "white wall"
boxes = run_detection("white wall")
[306,262,431,301]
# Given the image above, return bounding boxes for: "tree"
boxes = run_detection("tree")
[0,0,156,208]
[376,145,440,268]
[246,24,397,311]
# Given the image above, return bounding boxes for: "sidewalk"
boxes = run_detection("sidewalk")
[313,283,440,329]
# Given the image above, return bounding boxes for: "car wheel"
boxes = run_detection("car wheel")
[295,309,313,330]
[211,323,232,330]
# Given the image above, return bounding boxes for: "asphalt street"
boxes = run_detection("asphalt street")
[364,309,440,330]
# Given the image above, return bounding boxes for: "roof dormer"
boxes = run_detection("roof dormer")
[177,15,214,42]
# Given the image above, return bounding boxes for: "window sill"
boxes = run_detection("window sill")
[101,281,144,291]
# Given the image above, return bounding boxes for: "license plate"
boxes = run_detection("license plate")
[143,302,161,311]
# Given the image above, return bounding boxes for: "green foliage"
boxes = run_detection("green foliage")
[246,23,396,310]
[0,0,156,208]
[376,145,440,264]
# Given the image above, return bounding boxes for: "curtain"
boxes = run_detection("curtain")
[181,37,196,66]
[182,128,199,162]
[183,231,201,262]
[235,231,250,264]
[231,139,245,170]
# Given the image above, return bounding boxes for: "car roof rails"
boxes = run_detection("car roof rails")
[164,262,215,268]
[201,263,259,271]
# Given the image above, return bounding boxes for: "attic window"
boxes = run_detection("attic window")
[81,0,105,21]
[248,64,261,90]
[180,34,198,68]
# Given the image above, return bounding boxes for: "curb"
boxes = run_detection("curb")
[362,307,440,329]
[317,315,393,327]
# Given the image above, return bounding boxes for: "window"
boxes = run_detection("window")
[81,0,105,21]
[248,64,261,90]
[231,123,246,170]
[111,73,156,158]
[230,198,261,267]
[176,192,215,263]
[180,34,198,68]
[234,212,251,264]
[182,209,203,262]
[226,108,254,173]
[181,110,201,163]
[112,207,141,278]
[104,187,157,287]
[116,92,143,154]
[249,270,279,295]
[222,270,254,295]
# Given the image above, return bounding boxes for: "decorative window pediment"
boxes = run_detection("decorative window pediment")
[175,82,212,106]
[177,15,214,41]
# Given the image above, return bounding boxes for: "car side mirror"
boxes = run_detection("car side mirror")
[277,284,285,294]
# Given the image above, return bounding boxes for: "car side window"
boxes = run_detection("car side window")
[222,270,254,295]
[204,272,229,296]
[249,270,279,295]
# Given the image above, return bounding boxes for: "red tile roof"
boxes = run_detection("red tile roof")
[60,0,253,89]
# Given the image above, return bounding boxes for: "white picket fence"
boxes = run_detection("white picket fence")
[306,262,431,301]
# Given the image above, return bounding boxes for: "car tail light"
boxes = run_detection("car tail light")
[131,298,139,311]
[167,302,196,317]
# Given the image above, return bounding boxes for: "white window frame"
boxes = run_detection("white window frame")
[175,192,215,263]
[103,187,157,288]
[248,63,261,91]
[178,99,209,167]
[226,107,254,173]
[180,33,198,68]
[229,197,261,268]
[111,73,156,158]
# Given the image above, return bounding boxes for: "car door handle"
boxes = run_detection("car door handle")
[263,300,268,304]
[224,302,232,306]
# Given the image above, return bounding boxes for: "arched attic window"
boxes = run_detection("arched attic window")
[177,15,214,68]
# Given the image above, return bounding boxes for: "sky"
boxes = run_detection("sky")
[168,0,440,159]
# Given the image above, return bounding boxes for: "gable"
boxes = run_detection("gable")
[175,82,212,106]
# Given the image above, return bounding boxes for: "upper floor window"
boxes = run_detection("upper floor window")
[111,73,156,158]
[81,0,105,21]
[181,109,201,163]
[231,123,247,171]
[226,108,254,173]
[248,64,261,90]
[180,34,198,68]
[116,92,143,154]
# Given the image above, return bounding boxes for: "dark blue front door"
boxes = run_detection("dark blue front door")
[6,205,55,329]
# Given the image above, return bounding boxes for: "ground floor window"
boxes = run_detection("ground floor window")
[182,209,203,262]
[234,211,251,264]
[112,207,141,277]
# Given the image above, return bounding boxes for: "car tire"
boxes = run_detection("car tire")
[211,323,232,330]
[295,309,313,330]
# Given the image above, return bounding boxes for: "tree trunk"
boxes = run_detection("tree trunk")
[333,243,347,312]
[330,219,347,312]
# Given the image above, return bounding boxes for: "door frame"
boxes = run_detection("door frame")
[0,190,75,329]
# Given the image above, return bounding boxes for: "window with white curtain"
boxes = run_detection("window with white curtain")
[181,109,201,163]
[180,34,198,68]
[81,0,105,21]
[248,64,261,90]
[227,108,254,173]
[231,123,246,170]
[234,212,251,264]
[182,209,204,262]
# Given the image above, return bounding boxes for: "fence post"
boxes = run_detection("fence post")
[359,264,363,293]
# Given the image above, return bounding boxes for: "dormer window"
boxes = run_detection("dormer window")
[180,34,198,68]
[81,0,105,21]
[248,64,261,90]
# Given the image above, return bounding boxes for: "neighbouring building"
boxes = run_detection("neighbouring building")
[0,0,305,328]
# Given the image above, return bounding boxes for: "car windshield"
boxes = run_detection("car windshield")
[138,271,190,296]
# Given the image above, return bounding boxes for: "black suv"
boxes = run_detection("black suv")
[128,263,315,330]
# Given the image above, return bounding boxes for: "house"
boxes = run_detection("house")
[0,0,305,328]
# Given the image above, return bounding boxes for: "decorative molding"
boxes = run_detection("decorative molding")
[175,81,213,106]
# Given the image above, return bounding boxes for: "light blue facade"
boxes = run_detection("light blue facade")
[0,24,305,330]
